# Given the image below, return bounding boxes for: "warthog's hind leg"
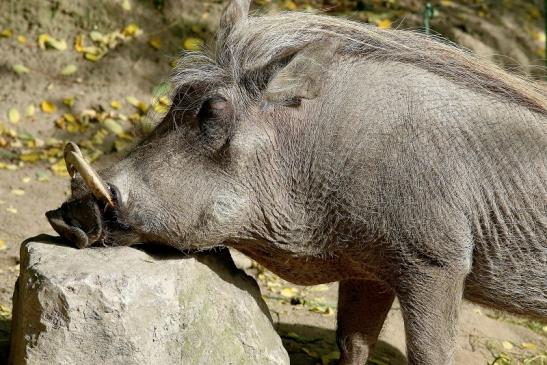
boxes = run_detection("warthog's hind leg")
[397,265,468,365]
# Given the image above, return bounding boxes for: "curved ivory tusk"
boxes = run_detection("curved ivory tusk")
[64,142,114,207]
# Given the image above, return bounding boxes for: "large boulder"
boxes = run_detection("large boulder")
[9,238,289,365]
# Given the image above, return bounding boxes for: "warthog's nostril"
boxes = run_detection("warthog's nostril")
[45,196,103,249]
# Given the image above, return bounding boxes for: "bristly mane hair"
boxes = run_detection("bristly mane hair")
[173,11,547,115]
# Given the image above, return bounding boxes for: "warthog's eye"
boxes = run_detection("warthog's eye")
[196,96,233,150]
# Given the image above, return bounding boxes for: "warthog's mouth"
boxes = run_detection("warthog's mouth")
[45,142,123,248]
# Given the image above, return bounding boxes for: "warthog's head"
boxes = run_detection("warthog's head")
[47,0,340,250]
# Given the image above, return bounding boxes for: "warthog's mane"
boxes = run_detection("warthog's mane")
[173,11,547,114]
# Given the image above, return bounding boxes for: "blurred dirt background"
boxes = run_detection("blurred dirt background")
[0,0,546,364]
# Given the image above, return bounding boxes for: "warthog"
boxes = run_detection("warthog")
[47,1,546,364]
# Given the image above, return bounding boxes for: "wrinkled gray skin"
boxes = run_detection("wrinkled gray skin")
[47,1,547,364]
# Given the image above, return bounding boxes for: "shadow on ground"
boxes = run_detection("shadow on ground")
[278,323,406,365]
[0,315,10,364]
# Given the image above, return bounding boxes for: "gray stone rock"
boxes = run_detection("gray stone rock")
[9,239,289,365]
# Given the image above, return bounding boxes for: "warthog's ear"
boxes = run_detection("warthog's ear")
[264,39,338,104]
[219,0,251,40]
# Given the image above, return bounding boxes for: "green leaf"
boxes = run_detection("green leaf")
[12,64,30,74]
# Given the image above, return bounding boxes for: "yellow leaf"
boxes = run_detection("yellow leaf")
[0,240,6,251]
[74,34,85,52]
[38,34,49,48]
[8,108,20,124]
[521,342,537,350]
[20,151,40,162]
[12,64,30,74]
[50,160,69,176]
[110,100,122,109]
[377,19,392,29]
[25,104,35,117]
[502,341,513,350]
[122,0,132,11]
[21,176,31,183]
[153,103,168,114]
[122,23,142,37]
[40,100,56,113]
[89,31,104,42]
[63,97,75,108]
[103,118,124,135]
[542,325,547,333]
[60,64,77,75]
[39,34,67,51]
[284,0,297,10]
[126,96,139,106]
[280,287,298,298]
[148,37,161,49]
[136,101,149,113]
[11,189,25,196]
[0,29,13,38]
[310,284,329,292]
[17,35,26,44]
[63,113,76,123]
[84,52,103,62]
[182,37,204,51]
[6,206,17,214]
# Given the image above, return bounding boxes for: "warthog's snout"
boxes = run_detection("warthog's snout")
[46,142,123,248]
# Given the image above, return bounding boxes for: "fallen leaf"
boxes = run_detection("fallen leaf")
[21,177,31,183]
[122,0,132,11]
[17,35,27,44]
[103,118,124,135]
[89,31,104,42]
[321,351,340,365]
[74,34,85,52]
[502,341,513,350]
[284,0,297,10]
[148,37,161,49]
[0,240,6,251]
[301,347,318,358]
[280,287,298,298]
[110,100,122,109]
[12,64,30,74]
[50,160,69,176]
[38,34,67,50]
[8,108,20,124]
[40,100,57,113]
[122,23,142,37]
[25,104,35,117]
[60,64,77,75]
[11,189,25,196]
[182,37,204,51]
[377,19,392,29]
[63,97,75,108]
[0,29,13,38]
[36,170,49,182]
[0,302,11,316]
[126,96,139,106]
[6,206,17,214]
[521,342,537,350]
[310,284,329,292]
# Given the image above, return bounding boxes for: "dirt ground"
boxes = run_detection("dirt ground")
[0,0,546,364]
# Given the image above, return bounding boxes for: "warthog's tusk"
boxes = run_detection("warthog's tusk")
[64,142,114,207]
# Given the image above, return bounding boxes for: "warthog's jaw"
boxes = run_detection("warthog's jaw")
[46,143,127,248]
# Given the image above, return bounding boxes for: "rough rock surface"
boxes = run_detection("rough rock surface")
[9,239,289,365]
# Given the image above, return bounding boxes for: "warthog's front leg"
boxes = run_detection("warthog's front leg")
[397,265,468,365]
[336,279,395,365]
